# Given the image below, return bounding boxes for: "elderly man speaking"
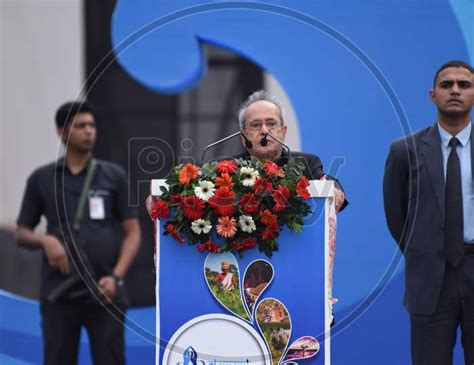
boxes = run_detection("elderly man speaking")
[146,90,347,214]
[234,90,347,213]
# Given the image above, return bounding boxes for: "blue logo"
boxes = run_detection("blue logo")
[178,346,250,365]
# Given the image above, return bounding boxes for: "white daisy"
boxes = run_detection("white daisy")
[194,180,215,202]
[240,167,259,187]
[238,215,256,233]
[191,219,212,235]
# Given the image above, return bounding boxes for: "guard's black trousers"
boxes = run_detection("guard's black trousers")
[40,299,126,365]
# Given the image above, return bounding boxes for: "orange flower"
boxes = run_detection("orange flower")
[179,163,199,185]
[216,216,237,238]
[215,173,234,187]
[216,160,238,174]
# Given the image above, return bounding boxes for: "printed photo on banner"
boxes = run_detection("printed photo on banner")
[256,298,292,364]
[243,260,274,317]
[204,252,250,321]
[284,336,320,360]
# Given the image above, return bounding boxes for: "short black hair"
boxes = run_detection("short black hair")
[55,101,95,129]
[433,60,473,87]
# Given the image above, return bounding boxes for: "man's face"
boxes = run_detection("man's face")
[430,67,474,120]
[60,112,97,153]
[241,100,287,161]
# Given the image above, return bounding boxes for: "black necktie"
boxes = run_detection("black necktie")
[445,137,464,267]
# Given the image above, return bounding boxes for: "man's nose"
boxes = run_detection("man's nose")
[450,83,460,94]
[85,125,95,134]
[260,123,270,134]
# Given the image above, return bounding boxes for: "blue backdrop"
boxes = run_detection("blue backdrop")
[111,1,472,364]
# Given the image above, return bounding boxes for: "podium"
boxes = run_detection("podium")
[152,179,336,365]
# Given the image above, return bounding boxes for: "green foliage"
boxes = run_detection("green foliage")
[205,271,249,321]
[160,158,312,257]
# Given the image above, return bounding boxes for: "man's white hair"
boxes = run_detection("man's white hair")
[238,90,286,128]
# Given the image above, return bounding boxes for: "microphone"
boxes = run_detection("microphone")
[201,131,252,165]
[260,132,291,154]
[242,133,253,149]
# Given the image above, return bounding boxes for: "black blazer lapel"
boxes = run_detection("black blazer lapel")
[421,124,445,217]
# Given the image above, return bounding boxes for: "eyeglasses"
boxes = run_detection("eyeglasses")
[245,119,283,131]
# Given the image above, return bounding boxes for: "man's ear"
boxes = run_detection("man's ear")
[240,134,246,149]
[57,126,67,144]
[429,89,436,104]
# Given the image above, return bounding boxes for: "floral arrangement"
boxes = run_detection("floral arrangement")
[151,158,312,257]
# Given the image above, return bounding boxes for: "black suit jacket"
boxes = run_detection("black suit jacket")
[233,150,348,212]
[383,122,474,315]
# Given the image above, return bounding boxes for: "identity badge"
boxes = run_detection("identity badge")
[89,195,105,220]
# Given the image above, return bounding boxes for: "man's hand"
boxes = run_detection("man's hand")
[41,235,70,275]
[98,276,117,303]
[145,194,156,220]
[319,175,345,213]
[334,188,346,212]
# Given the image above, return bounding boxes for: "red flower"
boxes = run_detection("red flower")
[264,161,285,177]
[239,193,260,213]
[181,195,205,220]
[171,194,183,204]
[272,186,290,212]
[266,220,280,232]
[296,176,311,199]
[197,240,221,253]
[261,228,278,240]
[209,186,236,216]
[215,173,234,188]
[253,177,273,193]
[179,163,199,185]
[166,223,185,244]
[150,199,170,219]
[260,209,278,227]
[232,238,257,252]
[216,160,238,174]
[259,209,279,239]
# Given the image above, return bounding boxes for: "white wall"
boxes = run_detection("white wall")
[0,0,82,223]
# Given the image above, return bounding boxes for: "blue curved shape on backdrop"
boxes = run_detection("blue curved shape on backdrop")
[0,290,155,364]
[111,1,469,363]
[449,0,474,62]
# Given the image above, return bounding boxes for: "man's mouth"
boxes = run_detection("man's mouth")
[447,99,462,105]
